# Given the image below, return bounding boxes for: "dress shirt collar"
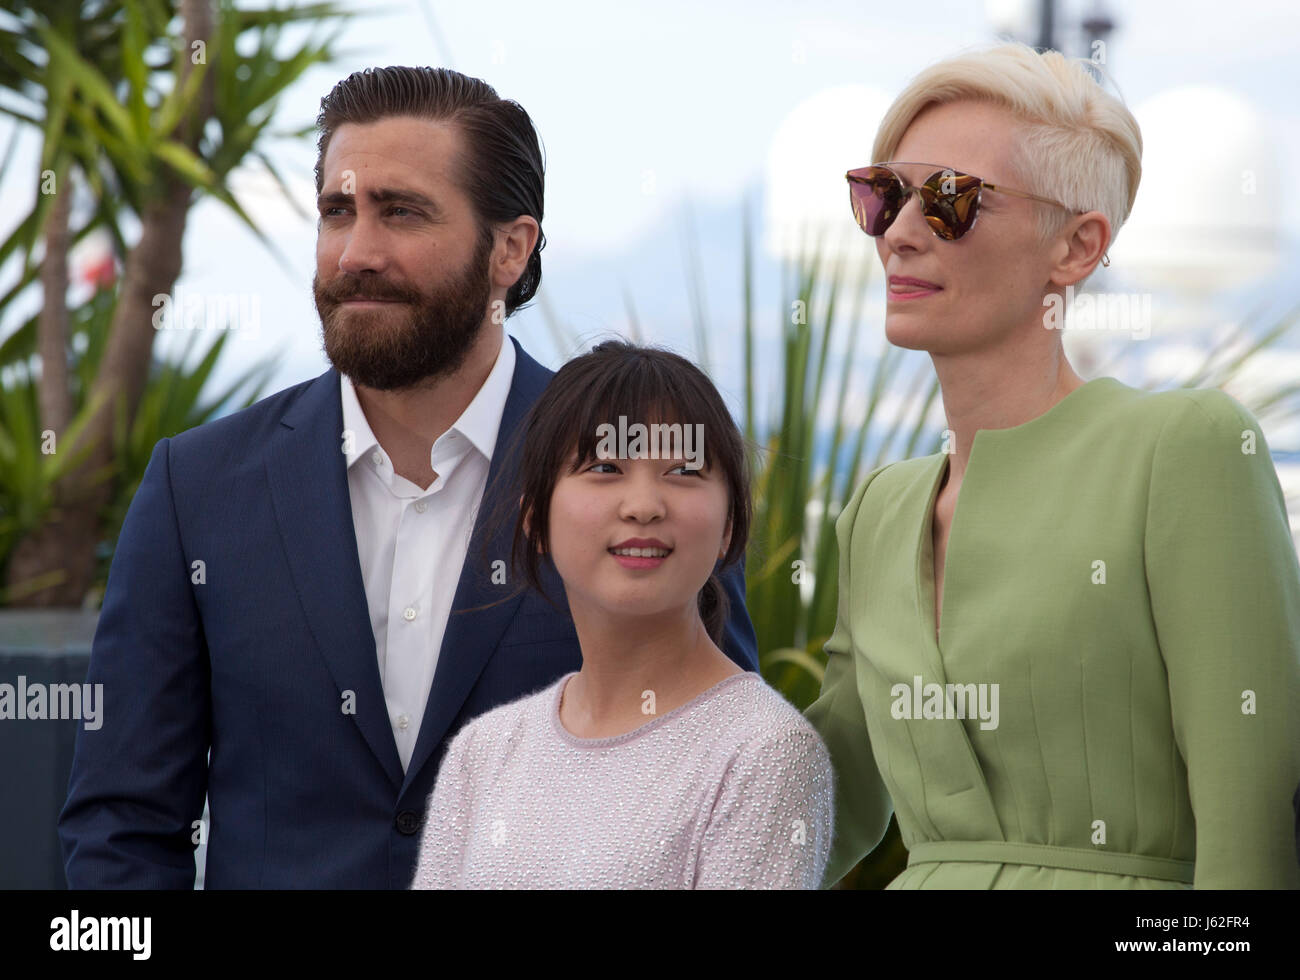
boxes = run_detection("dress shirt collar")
[340,332,517,474]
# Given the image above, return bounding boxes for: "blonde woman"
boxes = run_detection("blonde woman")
[806,43,1300,889]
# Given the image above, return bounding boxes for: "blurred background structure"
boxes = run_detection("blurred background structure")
[1,0,1297,888]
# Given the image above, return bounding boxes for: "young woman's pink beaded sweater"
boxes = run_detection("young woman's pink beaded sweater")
[411,671,834,889]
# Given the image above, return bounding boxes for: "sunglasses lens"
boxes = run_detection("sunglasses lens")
[847,167,902,236]
[921,171,981,240]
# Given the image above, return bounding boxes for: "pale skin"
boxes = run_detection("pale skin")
[316,116,540,490]
[539,455,742,739]
[876,100,1110,635]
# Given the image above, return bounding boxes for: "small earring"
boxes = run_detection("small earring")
[1101,252,1111,268]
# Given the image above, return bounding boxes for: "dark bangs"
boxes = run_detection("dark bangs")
[562,354,727,473]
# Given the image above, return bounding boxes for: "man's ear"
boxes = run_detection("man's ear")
[491,215,541,294]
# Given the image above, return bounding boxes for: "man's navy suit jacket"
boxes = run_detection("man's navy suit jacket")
[58,337,758,888]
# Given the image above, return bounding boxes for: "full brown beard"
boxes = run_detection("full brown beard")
[314,227,494,391]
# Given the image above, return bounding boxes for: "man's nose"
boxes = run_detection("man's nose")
[337,218,389,276]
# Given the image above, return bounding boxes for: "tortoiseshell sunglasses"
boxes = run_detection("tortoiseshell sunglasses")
[846,162,1107,264]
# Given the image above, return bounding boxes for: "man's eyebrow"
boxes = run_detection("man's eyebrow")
[316,187,442,212]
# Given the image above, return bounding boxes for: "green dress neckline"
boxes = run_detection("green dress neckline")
[916,376,1125,651]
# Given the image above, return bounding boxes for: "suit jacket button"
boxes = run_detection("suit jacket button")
[396,810,422,835]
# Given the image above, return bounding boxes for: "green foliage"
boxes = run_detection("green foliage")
[0,0,353,604]
[737,226,940,711]
[0,0,352,273]
[0,287,278,605]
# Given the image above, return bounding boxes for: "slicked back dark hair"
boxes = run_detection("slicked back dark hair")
[509,340,753,646]
[315,66,545,316]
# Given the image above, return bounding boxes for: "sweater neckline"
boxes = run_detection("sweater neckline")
[549,669,759,748]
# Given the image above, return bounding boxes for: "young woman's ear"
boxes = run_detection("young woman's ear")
[519,497,546,554]
[718,517,732,562]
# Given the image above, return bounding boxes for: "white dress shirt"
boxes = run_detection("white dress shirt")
[340,335,516,771]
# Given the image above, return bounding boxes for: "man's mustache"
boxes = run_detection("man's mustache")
[316,275,423,304]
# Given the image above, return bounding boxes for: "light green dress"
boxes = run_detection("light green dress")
[806,377,1300,888]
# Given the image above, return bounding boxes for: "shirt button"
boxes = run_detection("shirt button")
[403,607,416,621]
[414,501,427,513]
[371,451,382,466]
[397,714,410,730]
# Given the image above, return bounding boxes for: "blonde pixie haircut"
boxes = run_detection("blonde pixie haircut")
[872,43,1142,251]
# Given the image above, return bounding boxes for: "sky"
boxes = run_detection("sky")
[4,0,1300,459]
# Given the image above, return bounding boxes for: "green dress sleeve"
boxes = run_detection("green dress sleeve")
[804,467,896,888]
[1144,389,1300,888]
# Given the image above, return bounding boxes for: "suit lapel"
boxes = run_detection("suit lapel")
[401,338,554,795]
[265,366,405,788]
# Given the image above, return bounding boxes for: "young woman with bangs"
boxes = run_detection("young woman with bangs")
[411,340,833,889]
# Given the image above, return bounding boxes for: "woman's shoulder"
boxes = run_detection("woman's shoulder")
[835,454,943,525]
[705,674,832,763]
[1088,381,1267,463]
[1090,378,1254,428]
[1140,384,1260,436]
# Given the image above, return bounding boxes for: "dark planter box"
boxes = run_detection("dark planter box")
[0,609,98,889]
